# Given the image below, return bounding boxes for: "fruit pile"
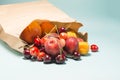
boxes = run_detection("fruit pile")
[22,25,99,64]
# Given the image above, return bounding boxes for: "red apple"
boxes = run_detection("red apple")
[44,37,61,57]
[65,37,78,54]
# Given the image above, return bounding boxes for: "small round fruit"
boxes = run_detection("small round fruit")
[37,52,46,61]
[34,36,41,47]
[55,54,66,64]
[20,20,42,44]
[65,37,78,54]
[91,44,98,52]
[30,46,40,57]
[67,31,77,38]
[40,47,45,52]
[78,42,89,55]
[43,54,52,63]
[44,37,60,57]
[23,49,31,59]
[24,45,30,50]
[60,32,68,40]
[73,51,81,60]
[41,37,48,46]
[58,27,66,33]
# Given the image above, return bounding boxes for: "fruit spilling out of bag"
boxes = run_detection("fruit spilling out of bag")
[20,20,99,64]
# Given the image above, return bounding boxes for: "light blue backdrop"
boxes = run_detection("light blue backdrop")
[0,0,120,80]
[1,0,120,20]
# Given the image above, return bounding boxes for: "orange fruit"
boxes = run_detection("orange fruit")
[40,21,56,36]
[20,21,42,44]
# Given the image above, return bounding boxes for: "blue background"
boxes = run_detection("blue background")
[0,0,120,80]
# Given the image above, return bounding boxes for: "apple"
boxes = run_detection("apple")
[44,37,61,57]
[65,37,78,54]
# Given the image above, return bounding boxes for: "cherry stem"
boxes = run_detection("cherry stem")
[55,25,59,34]
[48,25,56,33]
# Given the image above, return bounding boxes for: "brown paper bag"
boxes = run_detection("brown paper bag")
[0,0,87,53]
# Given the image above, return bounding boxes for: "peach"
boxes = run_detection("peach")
[44,37,61,57]
[65,37,78,54]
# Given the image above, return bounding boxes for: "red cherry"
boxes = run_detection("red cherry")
[23,48,31,59]
[60,32,68,40]
[58,27,66,33]
[37,52,46,61]
[91,44,99,52]
[24,45,30,50]
[43,54,52,63]
[55,54,66,64]
[34,36,41,47]
[30,46,40,57]
[73,51,81,60]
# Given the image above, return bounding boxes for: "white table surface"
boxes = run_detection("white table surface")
[0,0,120,80]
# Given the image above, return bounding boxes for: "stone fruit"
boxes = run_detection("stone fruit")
[65,37,78,54]
[58,27,66,33]
[60,32,68,40]
[30,46,40,57]
[37,51,46,61]
[73,51,81,60]
[78,42,89,55]
[90,44,98,52]
[44,37,61,57]
[55,54,66,64]
[34,36,41,48]
[40,21,56,35]
[41,37,48,46]
[20,21,42,44]
[43,54,52,63]
[23,48,31,59]
[67,31,77,38]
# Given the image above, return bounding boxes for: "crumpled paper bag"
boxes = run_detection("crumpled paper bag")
[0,0,87,53]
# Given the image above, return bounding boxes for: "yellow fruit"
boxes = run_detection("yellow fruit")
[67,31,77,38]
[78,42,89,55]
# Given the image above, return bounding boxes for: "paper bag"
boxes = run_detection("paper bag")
[0,0,87,53]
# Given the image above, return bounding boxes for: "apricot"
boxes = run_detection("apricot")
[78,42,89,55]
[40,21,56,36]
[67,31,77,38]
[20,21,42,44]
